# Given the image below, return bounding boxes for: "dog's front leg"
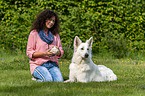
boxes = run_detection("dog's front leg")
[64,70,76,83]
[68,70,77,82]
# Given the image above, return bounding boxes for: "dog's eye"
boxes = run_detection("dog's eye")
[81,48,84,50]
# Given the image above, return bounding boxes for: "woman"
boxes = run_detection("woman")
[27,9,64,82]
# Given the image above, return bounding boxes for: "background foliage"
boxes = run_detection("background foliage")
[1,0,145,58]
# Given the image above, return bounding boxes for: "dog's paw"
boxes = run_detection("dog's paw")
[81,66,91,72]
[64,80,70,83]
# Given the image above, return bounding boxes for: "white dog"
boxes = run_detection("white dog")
[65,36,117,82]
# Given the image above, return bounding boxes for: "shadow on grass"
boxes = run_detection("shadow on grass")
[63,76,69,81]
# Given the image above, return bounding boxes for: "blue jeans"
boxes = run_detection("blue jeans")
[32,61,63,82]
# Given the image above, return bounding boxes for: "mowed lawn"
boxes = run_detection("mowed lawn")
[0,53,145,96]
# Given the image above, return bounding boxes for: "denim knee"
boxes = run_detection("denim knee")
[49,66,64,82]
[33,66,53,82]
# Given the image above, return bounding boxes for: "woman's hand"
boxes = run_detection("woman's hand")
[56,46,61,56]
[45,49,55,57]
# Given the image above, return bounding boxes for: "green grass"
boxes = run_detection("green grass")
[0,50,145,96]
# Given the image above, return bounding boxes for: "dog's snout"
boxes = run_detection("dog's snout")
[85,53,89,58]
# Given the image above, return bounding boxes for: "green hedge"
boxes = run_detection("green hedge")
[0,0,145,58]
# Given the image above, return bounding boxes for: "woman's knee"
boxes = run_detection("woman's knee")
[44,75,53,82]
[49,67,64,82]
[33,66,53,82]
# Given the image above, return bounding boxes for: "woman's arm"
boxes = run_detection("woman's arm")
[32,50,54,58]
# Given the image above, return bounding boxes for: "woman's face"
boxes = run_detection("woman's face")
[45,16,55,29]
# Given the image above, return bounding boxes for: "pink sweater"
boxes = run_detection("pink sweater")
[26,30,64,74]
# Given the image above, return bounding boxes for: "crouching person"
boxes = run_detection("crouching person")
[26,9,64,82]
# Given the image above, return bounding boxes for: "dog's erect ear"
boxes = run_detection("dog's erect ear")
[86,37,93,47]
[74,36,82,48]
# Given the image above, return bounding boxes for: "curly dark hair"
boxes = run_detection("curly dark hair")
[30,9,60,35]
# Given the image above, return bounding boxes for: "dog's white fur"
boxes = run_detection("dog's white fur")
[65,36,117,82]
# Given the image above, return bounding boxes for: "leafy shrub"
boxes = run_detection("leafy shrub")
[100,30,129,58]
[1,0,145,59]
[61,43,74,60]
